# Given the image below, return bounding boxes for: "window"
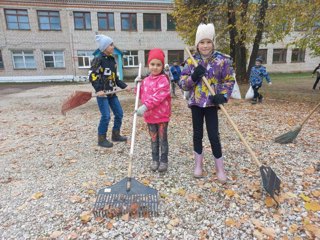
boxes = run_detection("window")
[43,50,64,68]
[257,49,268,64]
[144,50,150,67]
[143,13,161,31]
[168,50,184,65]
[12,50,36,69]
[291,48,305,63]
[5,9,30,30]
[74,12,91,30]
[37,10,61,30]
[121,13,137,31]
[272,49,287,63]
[167,14,176,31]
[98,12,114,30]
[78,50,94,68]
[123,51,138,67]
[0,50,4,69]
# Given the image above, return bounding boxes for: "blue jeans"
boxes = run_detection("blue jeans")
[96,95,123,135]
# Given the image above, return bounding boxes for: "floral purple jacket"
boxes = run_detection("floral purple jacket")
[179,51,235,108]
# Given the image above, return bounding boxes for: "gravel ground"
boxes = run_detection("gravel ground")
[0,83,319,240]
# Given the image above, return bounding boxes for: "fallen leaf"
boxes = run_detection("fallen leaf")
[225,218,236,227]
[304,166,315,175]
[141,179,150,186]
[224,189,235,197]
[104,181,113,186]
[50,231,63,238]
[265,196,275,207]
[304,223,320,238]
[299,193,311,202]
[177,188,186,196]
[169,218,180,227]
[253,229,264,240]
[106,221,113,230]
[87,189,96,195]
[67,232,78,239]
[311,190,320,197]
[305,201,320,211]
[121,213,130,221]
[95,216,104,223]
[186,193,202,202]
[69,195,82,203]
[289,224,299,233]
[31,192,44,200]
[80,211,92,223]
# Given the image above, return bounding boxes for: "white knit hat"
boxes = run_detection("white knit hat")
[95,34,113,52]
[195,23,215,47]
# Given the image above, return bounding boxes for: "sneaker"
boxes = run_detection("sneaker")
[158,162,168,172]
[150,161,159,171]
[258,96,263,103]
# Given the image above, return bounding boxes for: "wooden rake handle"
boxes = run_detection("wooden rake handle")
[185,47,262,167]
[300,101,320,126]
[127,63,142,191]
[93,88,127,97]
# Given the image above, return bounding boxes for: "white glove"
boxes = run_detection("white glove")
[136,104,148,117]
[268,82,272,85]
[134,76,142,84]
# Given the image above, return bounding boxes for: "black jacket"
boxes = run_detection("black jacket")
[89,53,127,93]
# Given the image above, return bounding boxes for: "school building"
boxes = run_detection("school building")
[0,0,319,82]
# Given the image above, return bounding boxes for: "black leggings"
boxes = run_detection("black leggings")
[253,85,262,99]
[313,77,320,90]
[191,106,222,158]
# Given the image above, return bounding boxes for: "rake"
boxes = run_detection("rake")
[61,88,126,115]
[185,47,281,206]
[275,101,320,144]
[93,64,159,218]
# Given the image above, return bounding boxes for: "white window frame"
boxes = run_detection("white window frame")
[43,50,65,68]
[77,50,94,68]
[123,50,138,67]
[12,50,36,69]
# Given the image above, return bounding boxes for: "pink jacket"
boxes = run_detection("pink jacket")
[139,73,171,124]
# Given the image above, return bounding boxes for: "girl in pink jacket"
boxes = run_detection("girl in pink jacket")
[135,48,171,173]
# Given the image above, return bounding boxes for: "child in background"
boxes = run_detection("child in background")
[249,57,272,104]
[179,23,235,183]
[170,60,182,97]
[135,48,171,172]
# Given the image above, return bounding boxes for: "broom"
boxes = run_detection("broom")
[61,88,126,115]
[93,63,158,219]
[275,101,320,144]
[185,47,281,206]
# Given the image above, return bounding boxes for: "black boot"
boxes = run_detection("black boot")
[251,98,257,104]
[98,134,113,148]
[111,130,127,142]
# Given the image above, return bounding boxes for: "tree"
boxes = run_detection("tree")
[172,0,320,83]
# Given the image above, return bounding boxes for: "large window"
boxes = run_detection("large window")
[272,49,287,63]
[98,12,114,30]
[167,14,176,31]
[37,10,61,30]
[143,13,161,31]
[74,12,91,30]
[257,49,268,64]
[0,50,4,69]
[168,50,184,65]
[77,50,94,68]
[43,50,64,68]
[121,13,137,31]
[291,48,305,63]
[123,51,138,67]
[12,50,36,69]
[5,9,30,30]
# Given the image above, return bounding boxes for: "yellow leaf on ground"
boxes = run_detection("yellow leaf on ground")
[141,179,150,186]
[299,193,311,202]
[160,193,168,199]
[305,201,320,212]
[80,211,92,223]
[225,218,236,227]
[31,192,44,200]
[87,189,96,195]
[177,188,186,196]
[265,196,275,207]
[224,189,235,197]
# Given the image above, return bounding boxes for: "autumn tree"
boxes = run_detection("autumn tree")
[172,0,320,83]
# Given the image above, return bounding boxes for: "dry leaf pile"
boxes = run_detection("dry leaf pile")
[0,83,319,239]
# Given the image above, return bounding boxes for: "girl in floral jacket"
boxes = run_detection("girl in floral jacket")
[179,23,235,183]
[135,48,171,173]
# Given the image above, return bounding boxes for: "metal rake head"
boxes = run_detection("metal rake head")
[260,166,281,207]
[93,178,158,219]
